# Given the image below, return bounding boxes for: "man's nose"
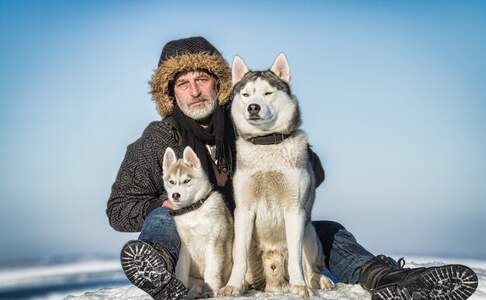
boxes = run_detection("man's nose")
[188,80,201,97]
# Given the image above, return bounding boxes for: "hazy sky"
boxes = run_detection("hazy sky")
[1,0,485,262]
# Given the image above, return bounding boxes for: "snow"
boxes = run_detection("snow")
[64,283,369,300]
[1,256,484,299]
[0,260,121,290]
[0,258,127,300]
[66,256,486,300]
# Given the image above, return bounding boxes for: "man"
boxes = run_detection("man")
[107,37,478,300]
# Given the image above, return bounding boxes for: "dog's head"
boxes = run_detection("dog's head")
[230,53,301,139]
[162,146,211,209]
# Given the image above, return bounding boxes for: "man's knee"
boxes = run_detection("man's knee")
[138,207,180,252]
[312,220,346,237]
[146,206,172,222]
[312,220,347,268]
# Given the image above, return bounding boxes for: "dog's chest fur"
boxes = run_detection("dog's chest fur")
[234,131,313,249]
[173,192,233,279]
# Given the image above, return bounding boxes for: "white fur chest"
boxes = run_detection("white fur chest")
[172,193,233,279]
[233,131,315,248]
[174,207,212,243]
[174,205,210,277]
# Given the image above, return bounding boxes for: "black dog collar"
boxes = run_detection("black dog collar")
[169,191,212,216]
[248,133,292,145]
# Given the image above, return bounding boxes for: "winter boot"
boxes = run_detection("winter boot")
[359,255,478,300]
[121,240,188,300]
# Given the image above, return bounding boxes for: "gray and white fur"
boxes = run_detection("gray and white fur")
[162,146,233,298]
[219,54,334,298]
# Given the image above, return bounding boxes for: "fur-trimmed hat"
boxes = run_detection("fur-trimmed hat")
[150,36,231,118]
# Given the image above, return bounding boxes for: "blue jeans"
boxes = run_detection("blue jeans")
[138,207,181,261]
[139,207,374,284]
[312,221,374,283]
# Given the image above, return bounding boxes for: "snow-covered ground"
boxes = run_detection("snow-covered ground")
[0,257,128,300]
[0,255,484,299]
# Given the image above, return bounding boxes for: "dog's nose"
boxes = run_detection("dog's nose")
[270,264,276,271]
[172,193,180,201]
[247,103,261,114]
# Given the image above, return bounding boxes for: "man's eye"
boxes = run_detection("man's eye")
[242,93,249,97]
[169,180,175,185]
[176,82,189,89]
[264,91,273,96]
[183,179,191,184]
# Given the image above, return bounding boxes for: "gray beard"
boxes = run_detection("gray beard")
[176,96,217,120]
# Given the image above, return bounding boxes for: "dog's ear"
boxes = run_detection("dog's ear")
[163,147,177,172]
[183,146,201,169]
[270,53,290,83]
[232,55,249,86]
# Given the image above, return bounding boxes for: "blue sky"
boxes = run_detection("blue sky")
[0,0,485,262]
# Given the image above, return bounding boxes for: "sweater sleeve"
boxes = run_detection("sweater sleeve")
[309,146,325,188]
[106,122,173,232]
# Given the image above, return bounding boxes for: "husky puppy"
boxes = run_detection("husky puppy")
[162,146,233,298]
[219,54,334,298]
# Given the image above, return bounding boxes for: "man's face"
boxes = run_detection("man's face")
[173,70,218,120]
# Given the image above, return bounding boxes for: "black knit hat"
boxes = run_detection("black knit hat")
[150,36,231,117]
[158,36,222,67]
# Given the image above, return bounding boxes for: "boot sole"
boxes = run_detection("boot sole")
[372,264,478,300]
[121,240,188,300]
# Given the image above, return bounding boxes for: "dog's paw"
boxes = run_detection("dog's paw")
[217,285,243,297]
[318,275,334,291]
[264,281,290,293]
[198,290,213,299]
[186,286,204,299]
[290,284,315,298]
[201,282,219,298]
[308,272,335,291]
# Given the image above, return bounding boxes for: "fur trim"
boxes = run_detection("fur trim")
[150,52,231,118]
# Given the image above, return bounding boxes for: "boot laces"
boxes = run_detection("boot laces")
[397,257,406,268]
[377,255,406,269]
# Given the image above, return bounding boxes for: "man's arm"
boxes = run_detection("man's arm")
[106,146,165,232]
[308,146,325,187]
[106,121,173,232]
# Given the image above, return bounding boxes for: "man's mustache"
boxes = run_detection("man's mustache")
[188,97,210,105]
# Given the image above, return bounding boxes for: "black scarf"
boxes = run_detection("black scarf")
[171,104,235,186]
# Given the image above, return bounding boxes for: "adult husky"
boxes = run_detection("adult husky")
[162,146,233,298]
[219,54,334,298]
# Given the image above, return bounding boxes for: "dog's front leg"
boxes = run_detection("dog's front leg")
[218,207,254,297]
[302,223,335,291]
[175,243,191,288]
[285,210,314,298]
[203,239,223,296]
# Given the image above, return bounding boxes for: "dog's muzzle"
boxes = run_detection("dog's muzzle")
[248,103,262,120]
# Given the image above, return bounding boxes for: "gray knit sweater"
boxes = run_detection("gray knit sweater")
[106,117,325,233]
[106,117,185,232]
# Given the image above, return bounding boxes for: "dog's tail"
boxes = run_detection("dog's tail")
[261,249,290,292]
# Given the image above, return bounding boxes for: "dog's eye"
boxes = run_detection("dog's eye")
[183,179,191,184]
[169,180,175,185]
[242,93,249,97]
[264,91,273,96]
